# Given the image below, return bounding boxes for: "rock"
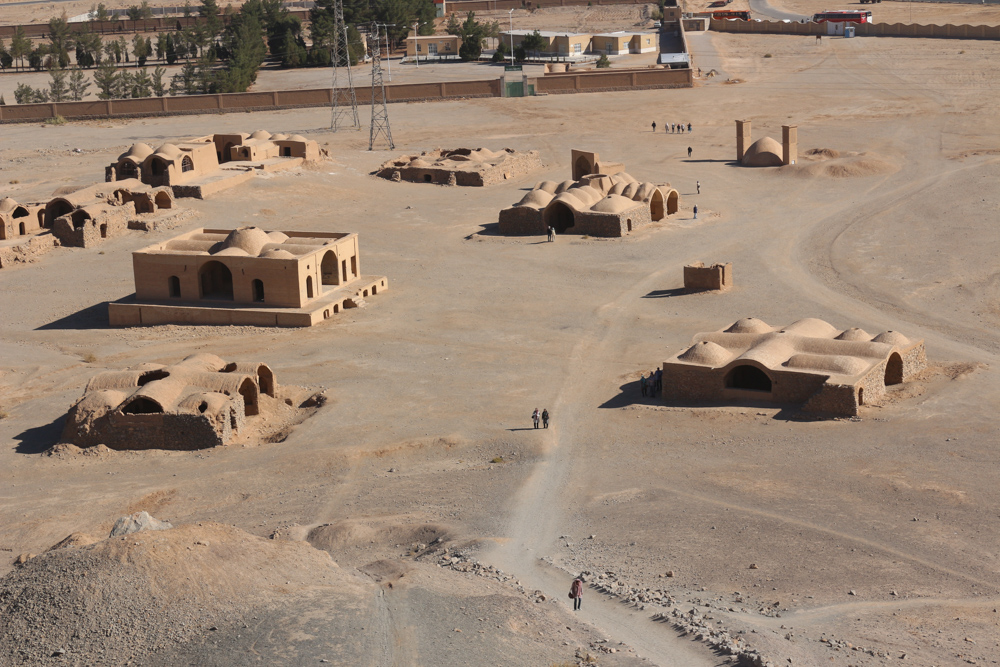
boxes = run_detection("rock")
[51,648,66,656]
[14,553,37,565]
[749,563,759,569]
[666,570,675,577]
[848,590,857,596]
[108,511,173,538]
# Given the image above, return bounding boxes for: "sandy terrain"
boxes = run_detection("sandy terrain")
[763,0,1000,25]
[2,27,1000,667]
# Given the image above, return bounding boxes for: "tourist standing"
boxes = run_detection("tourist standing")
[655,368,663,394]
[696,180,701,194]
[693,204,698,219]
[547,226,555,242]
[652,121,657,133]
[687,122,692,132]
[532,408,540,429]
[687,146,693,158]
[542,408,549,429]
[570,576,584,611]
[640,373,647,397]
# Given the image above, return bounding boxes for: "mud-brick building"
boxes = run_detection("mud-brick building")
[662,317,927,416]
[62,354,277,450]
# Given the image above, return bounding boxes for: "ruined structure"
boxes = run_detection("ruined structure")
[61,353,277,450]
[0,197,41,240]
[736,120,797,167]
[376,148,541,186]
[106,131,321,199]
[683,262,732,291]
[42,179,174,248]
[662,317,926,417]
[498,150,679,237]
[108,226,387,327]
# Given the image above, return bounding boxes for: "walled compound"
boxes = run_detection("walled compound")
[375,148,541,186]
[106,130,321,199]
[736,121,798,167]
[498,150,680,237]
[684,262,732,291]
[0,197,41,240]
[61,353,277,450]
[661,317,926,417]
[108,226,387,327]
[42,179,175,248]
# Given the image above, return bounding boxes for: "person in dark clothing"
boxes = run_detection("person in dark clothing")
[652,121,657,133]
[687,122,692,132]
[570,577,583,611]
[547,226,555,242]
[687,146,693,158]
[693,204,698,219]
[542,408,549,428]
[640,374,647,397]
[655,368,663,393]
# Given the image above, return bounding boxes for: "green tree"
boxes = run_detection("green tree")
[491,40,508,63]
[521,30,545,59]
[169,60,198,94]
[595,53,610,68]
[218,7,266,92]
[165,33,178,64]
[199,0,223,38]
[67,67,90,100]
[48,64,69,101]
[90,3,111,21]
[513,44,526,63]
[14,82,37,103]
[47,14,74,68]
[132,33,150,66]
[93,59,121,98]
[75,28,102,67]
[117,36,130,63]
[448,12,487,61]
[151,65,167,95]
[130,67,152,96]
[10,27,31,72]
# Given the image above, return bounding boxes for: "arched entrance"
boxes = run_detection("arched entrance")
[650,190,664,221]
[199,261,234,300]
[18,222,26,236]
[222,142,234,163]
[321,250,339,285]
[168,275,181,298]
[238,377,259,416]
[544,201,576,234]
[119,161,138,179]
[120,396,164,414]
[148,157,171,186]
[45,199,74,227]
[154,191,172,209]
[884,353,903,386]
[725,365,772,392]
[666,190,679,215]
[252,279,265,303]
[306,275,314,299]
[573,155,592,180]
[71,209,92,229]
[181,155,194,172]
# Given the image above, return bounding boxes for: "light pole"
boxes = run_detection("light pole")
[508,8,514,66]
[384,27,391,81]
[413,21,420,67]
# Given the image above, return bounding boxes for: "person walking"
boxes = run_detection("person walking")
[687,146,693,158]
[542,408,549,428]
[696,180,701,194]
[547,226,555,242]
[640,373,647,397]
[532,408,540,429]
[693,204,698,220]
[570,576,584,611]
[651,121,657,133]
[687,122,692,132]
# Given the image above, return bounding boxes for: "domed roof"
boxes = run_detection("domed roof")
[742,137,784,167]
[872,331,910,346]
[781,318,839,338]
[261,249,296,259]
[570,185,603,207]
[591,194,637,214]
[475,148,496,159]
[250,130,271,140]
[549,191,584,210]
[554,180,577,194]
[634,183,657,202]
[216,226,271,257]
[289,134,307,143]
[608,182,627,196]
[76,389,128,413]
[621,183,640,199]
[786,353,869,376]
[610,172,637,186]
[214,247,249,257]
[270,133,289,141]
[266,231,289,243]
[409,158,432,168]
[122,143,153,161]
[152,144,182,159]
[725,317,772,334]
[836,327,871,341]
[678,341,732,366]
[0,197,19,213]
[518,189,554,208]
[535,181,559,194]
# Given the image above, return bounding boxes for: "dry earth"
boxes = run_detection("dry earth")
[1,27,1000,667]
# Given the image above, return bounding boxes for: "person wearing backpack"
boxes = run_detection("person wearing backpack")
[569,576,584,611]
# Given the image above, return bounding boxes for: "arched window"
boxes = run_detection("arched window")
[252,279,265,303]
[199,261,234,300]
[306,275,314,299]
[181,155,194,172]
[120,161,138,179]
[168,276,181,298]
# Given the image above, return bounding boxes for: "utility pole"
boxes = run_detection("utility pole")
[368,22,394,151]
[330,0,359,131]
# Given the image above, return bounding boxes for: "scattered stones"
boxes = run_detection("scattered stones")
[109,512,174,538]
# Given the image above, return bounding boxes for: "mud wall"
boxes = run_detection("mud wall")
[534,67,692,94]
[708,18,1000,39]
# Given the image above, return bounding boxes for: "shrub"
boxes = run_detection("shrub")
[596,53,610,68]
[45,114,67,125]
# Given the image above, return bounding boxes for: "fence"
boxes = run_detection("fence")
[708,18,1000,39]
[533,66,692,93]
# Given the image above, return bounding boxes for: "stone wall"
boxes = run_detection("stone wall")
[0,234,57,269]
[498,206,547,235]
[50,203,134,248]
[683,262,732,291]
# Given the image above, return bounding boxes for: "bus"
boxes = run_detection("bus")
[812,10,873,23]
[712,9,751,20]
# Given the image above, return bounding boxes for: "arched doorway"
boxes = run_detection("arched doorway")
[725,365,772,392]
[222,142,234,163]
[119,161,138,179]
[148,157,170,186]
[181,155,194,172]
[154,191,172,209]
[885,353,903,386]
[306,275,314,299]
[168,275,181,298]
[238,377,259,416]
[120,396,164,414]
[858,387,865,406]
[573,155,592,180]
[199,261,234,300]
[321,250,339,285]
[71,209,92,229]
[252,279,265,303]
[544,201,576,234]
[45,199,73,227]
[650,190,664,221]
[666,190,679,215]
[18,222,26,236]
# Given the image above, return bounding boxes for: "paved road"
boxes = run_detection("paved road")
[748,0,810,22]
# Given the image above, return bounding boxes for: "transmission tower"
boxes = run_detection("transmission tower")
[368,22,394,151]
[329,0,359,131]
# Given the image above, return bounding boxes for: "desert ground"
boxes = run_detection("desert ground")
[2,23,1000,667]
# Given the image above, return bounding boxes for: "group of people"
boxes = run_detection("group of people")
[531,408,550,429]
[652,122,693,134]
[640,368,663,397]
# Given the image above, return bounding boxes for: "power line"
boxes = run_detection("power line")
[330,0,359,132]
[368,21,394,151]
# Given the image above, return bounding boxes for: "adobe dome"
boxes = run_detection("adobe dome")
[76,389,127,413]
[266,231,289,243]
[621,183,640,199]
[591,194,636,214]
[781,318,839,338]
[0,197,19,213]
[610,172,637,185]
[608,182,627,196]
[518,190,555,209]
[786,353,869,376]
[725,317,772,334]
[742,137,784,167]
[554,180,577,194]
[288,134,307,143]
[535,181,559,194]
[152,144,182,160]
[122,143,154,161]
[250,130,272,140]
[836,327,872,341]
[217,226,271,257]
[408,158,432,168]
[569,185,603,207]
[261,249,296,259]
[270,133,289,141]
[549,191,585,210]
[214,247,249,257]
[678,341,732,366]
[634,182,657,202]
[872,331,910,346]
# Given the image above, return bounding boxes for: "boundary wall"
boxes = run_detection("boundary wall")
[534,66,691,93]
[709,18,1000,39]
[0,11,310,39]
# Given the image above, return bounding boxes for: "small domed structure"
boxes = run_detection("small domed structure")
[678,340,732,366]
[121,143,154,161]
[872,331,910,346]
[591,194,636,214]
[742,137,784,167]
[836,327,871,341]
[250,130,272,140]
[217,226,271,257]
[517,190,555,209]
[726,317,772,334]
